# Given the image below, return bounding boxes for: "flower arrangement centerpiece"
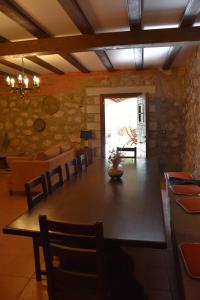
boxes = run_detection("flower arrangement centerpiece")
[108,148,123,179]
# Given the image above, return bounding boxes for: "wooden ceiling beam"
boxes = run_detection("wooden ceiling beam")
[0,0,50,38]
[0,27,199,57]
[127,0,143,70]
[59,53,89,73]
[163,0,200,69]
[58,0,114,71]
[0,70,13,76]
[0,0,88,73]
[27,56,64,74]
[58,0,94,34]
[127,0,142,31]
[180,0,200,27]
[163,46,182,70]
[0,35,65,74]
[0,58,39,75]
[133,48,143,70]
[95,50,114,71]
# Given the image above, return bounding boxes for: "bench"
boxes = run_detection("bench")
[165,173,200,300]
[117,147,137,158]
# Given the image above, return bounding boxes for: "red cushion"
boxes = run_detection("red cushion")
[176,198,200,213]
[166,172,193,180]
[180,243,200,278]
[171,185,200,195]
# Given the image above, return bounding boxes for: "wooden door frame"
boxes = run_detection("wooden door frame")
[100,93,149,158]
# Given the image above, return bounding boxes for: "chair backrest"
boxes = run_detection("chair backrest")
[46,165,64,194]
[39,215,106,300]
[65,159,78,180]
[25,175,48,210]
[79,153,88,172]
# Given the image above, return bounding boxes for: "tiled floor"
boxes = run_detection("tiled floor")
[0,173,179,300]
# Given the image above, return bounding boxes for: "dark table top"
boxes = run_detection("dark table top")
[3,158,166,248]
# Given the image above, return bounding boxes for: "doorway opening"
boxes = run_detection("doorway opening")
[103,95,146,158]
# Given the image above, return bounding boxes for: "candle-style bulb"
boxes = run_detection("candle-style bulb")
[6,76,11,85]
[24,77,29,88]
[36,77,40,87]
[10,78,15,87]
[33,76,40,87]
[18,74,22,83]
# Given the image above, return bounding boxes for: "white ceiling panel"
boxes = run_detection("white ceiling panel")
[144,47,171,68]
[144,0,188,11]
[78,0,129,33]
[5,58,50,74]
[72,52,106,71]
[15,0,80,36]
[144,24,179,30]
[106,49,135,70]
[38,54,79,73]
[143,0,188,27]
[0,11,35,41]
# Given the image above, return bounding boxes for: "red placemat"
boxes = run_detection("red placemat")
[171,185,200,195]
[176,198,200,213]
[166,172,193,180]
[179,243,200,278]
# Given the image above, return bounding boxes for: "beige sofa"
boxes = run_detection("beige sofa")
[7,143,76,194]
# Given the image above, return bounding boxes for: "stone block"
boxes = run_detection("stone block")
[86,105,100,114]
[87,123,100,130]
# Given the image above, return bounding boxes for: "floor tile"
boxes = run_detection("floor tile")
[0,274,28,300]
[0,235,33,256]
[0,253,35,278]
[18,279,48,300]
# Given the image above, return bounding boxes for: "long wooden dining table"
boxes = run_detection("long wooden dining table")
[3,158,166,248]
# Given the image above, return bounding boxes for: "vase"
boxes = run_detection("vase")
[108,164,123,180]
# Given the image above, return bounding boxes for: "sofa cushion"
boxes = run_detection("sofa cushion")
[60,142,72,153]
[36,145,61,160]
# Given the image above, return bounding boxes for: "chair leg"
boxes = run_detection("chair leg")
[32,237,42,281]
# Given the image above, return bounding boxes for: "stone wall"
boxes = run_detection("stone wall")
[0,69,186,170]
[155,69,186,170]
[182,48,200,176]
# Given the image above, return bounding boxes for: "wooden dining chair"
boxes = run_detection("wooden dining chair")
[25,175,48,281]
[39,215,108,300]
[25,174,48,210]
[65,158,78,180]
[78,153,88,172]
[46,165,64,193]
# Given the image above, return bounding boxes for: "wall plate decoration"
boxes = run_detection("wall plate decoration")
[42,96,60,115]
[33,118,46,132]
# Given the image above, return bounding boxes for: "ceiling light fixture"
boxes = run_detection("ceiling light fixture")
[6,57,40,98]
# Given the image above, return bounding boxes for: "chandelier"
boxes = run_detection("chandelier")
[6,58,40,98]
